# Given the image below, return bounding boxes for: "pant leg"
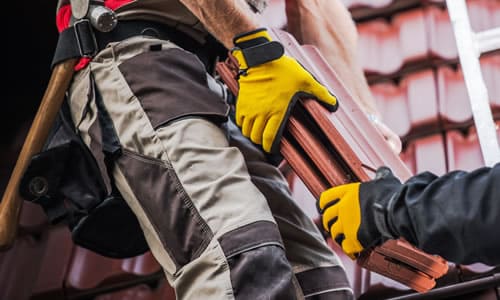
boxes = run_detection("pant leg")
[68,36,300,300]
[225,121,355,299]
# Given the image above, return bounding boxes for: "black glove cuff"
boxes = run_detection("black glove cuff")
[358,167,402,248]
[233,27,269,47]
[232,41,285,69]
[373,195,399,240]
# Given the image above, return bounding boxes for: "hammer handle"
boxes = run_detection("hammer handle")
[0,59,77,250]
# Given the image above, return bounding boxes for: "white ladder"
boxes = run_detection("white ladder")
[446,0,500,167]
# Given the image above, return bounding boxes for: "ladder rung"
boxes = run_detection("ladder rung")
[476,27,500,55]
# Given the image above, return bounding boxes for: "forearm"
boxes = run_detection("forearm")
[286,0,380,117]
[180,0,262,48]
[389,163,500,265]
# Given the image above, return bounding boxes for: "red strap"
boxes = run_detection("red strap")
[105,0,132,10]
[56,4,72,33]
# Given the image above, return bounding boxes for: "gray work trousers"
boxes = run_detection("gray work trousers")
[67,35,354,300]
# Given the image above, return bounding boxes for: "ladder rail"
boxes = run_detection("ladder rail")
[446,0,500,167]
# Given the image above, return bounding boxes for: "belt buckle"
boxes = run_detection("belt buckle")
[74,19,98,58]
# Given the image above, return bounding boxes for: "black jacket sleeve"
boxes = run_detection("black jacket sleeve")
[388,163,500,265]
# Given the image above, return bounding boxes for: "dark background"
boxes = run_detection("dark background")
[3,2,58,192]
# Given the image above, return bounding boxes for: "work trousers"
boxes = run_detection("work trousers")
[67,35,354,299]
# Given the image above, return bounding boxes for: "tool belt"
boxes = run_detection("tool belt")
[20,89,149,258]
[52,19,226,72]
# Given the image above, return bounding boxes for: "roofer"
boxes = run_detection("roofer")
[53,0,362,298]
[319,163,500,266]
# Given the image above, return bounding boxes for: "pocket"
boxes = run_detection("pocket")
[118,47,229,129]
[19,104,149,259]
[116,149,213,269]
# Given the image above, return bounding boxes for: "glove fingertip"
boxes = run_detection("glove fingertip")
[334,233,345,246]
[235,115,243,127]
[262,139,272,153]
[319,188,338,209]
[320,198,339,213]
[327,217,338,231]
[322,99,339,113]
[322,219,330,233]
[306,80,339,111]
[347,252,358,260]
[317,90,339,112]
[262,116,281,153]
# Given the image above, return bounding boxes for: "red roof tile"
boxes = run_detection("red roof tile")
[32,226,74,299]
[438,54,500,128]
[65,248,161,291]
[467,0,500,32]
[359,2,500,77]
[406,134,447,175]
[95,281,175,300]
[341,0,426,21]
[445,123,500,171]
[0,235,49,300]
[425,5,458,61]
[341,0,395,10]
[399,142,417,175]
[480,54,500,118]
[446,130,485,171]
[18,201,49,233]
[371,82,413,137]
[357,9,429,75]
[371,69,439,138]
[437,66,473,126]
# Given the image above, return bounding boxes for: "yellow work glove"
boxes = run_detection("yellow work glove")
[231,28,338,153]
[319,167,402,259]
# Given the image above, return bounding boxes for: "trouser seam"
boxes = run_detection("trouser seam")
[225,241,284,259]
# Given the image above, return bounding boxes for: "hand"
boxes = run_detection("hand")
[319,182,364,259]
[232,28,338,153]
[319,167,402,259]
